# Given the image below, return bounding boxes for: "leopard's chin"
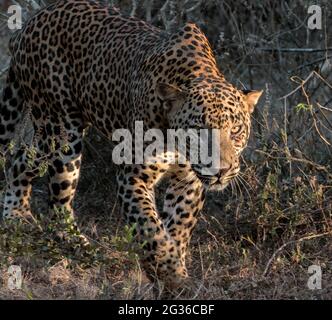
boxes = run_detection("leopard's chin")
[208,181,230,192]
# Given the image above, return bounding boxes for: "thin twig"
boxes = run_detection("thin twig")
[255,149,331,174]
[22,0,41,11]
[263,232,332,277]
[317,102,332,113]
[160,0,171,31]
[292,56,332,72]
[130,0,139,17]
[259,47,332,53]
[0,65,10,78]
[280,72,315,100]
[144,0,153,22]
[184,0,202,13]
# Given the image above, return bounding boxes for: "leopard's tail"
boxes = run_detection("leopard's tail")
[0,64,24,155]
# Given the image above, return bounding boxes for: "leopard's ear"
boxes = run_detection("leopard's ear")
[156,82,187,113]
[243,90,263,113]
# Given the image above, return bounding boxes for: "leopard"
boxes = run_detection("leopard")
[0,0,262,289]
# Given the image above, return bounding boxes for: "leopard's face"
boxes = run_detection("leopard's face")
[157,80,263,191]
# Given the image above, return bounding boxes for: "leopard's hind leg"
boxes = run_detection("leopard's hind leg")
[0,65,38,219]
[0,65,24,153]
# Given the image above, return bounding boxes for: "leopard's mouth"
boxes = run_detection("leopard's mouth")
[193,166,242,191]
[195,172,231,191]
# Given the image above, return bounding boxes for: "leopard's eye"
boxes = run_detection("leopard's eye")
[231,125,243,135]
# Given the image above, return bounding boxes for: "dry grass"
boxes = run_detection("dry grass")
[0,0,332,300]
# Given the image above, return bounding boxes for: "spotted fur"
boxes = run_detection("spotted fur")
[0,0,262,288]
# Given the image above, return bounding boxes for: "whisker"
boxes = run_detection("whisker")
[236,175,253,203]
[230,179,237,198]
[237,173,254,192]
[233,176,244,200]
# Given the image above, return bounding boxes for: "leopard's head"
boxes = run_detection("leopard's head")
[157,78,263,191]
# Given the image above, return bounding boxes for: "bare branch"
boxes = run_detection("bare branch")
[184,0,202,13]
[21,0,41,11]
[317,102,332,113]
[292,55,332,72]
[160,0,179,31]
[263,232,332,277]
[160,0,171,31]
[144,0,153,22]
[259,47,332,53]
[130,0,139,17]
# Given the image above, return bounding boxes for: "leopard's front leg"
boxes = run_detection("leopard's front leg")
[162,164,206,273]
[117,163,188,288]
